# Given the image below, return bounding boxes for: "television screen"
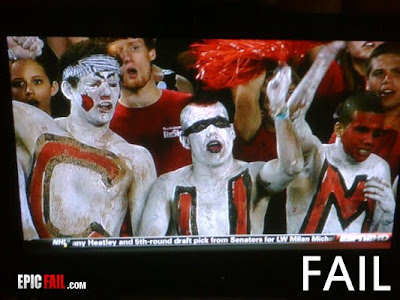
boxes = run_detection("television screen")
[2,4,399,298]
[9,36,397,247]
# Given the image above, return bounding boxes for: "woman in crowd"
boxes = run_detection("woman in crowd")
[10,53,69,117]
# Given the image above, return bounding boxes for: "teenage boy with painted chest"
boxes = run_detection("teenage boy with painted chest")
[284,42,395,234]
[13,40,156,239]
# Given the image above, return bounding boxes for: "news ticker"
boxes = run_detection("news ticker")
[16,255,392,292]
[34,233,391,249]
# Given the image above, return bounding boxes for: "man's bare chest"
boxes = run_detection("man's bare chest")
[172,170,253,235]
[28,133,130,237]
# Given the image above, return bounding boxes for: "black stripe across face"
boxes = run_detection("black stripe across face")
[183,116,230,136]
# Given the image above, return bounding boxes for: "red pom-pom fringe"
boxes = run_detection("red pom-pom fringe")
[191,39,326,90]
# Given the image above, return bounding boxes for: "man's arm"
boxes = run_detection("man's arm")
[259,66,304,193]
[17,160,39,240]
[13,101,62,158]
[175,74,194,94]
[231,71,266,141]
[15,121,38,239]
[138,177,172,236]
[287,41,345,155]
[128,148,157,236]
[13,101,62,239]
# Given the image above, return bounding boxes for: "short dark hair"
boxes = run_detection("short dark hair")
[36,51,58,82]
[366,42,400,76]
[335,92,384,126]
[10,51,58,83]
[57,39,109,88]
[143,38,157,50]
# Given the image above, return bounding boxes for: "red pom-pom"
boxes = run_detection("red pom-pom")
[191,39,326,90]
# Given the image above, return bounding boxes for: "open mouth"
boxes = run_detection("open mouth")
[206,140,222,153]
[126,68,137,78]
[98,101,113,113]
[380,89,395,98]
[358,148,371,157]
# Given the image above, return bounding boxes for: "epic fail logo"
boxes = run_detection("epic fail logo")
[18,274,86,290]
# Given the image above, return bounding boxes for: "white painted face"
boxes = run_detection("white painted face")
[180,102,235,167]
[72,70,120,125]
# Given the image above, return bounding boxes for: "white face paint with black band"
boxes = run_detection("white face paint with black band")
[62,54,120,81]
[180,102,235,167]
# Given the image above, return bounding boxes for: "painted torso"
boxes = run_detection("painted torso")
[14,96,154,239]
[163,161,268,235]
[29,133,132,238]
[287,144,386,234]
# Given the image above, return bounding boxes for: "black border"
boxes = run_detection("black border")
[1,2,400,298]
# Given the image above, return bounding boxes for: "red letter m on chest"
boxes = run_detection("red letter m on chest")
[300,161,375,233]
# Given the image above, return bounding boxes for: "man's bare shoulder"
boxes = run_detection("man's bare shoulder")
[247,160,265,168]
[149,165,193,198]
[246,160,267,175]
[13,100,49,120]
[368,153,391,173]
[157,165,193,184]
[13,101,64,135]
[368,152,389,163]
[325,143,390,177]
[109,132,154,165]
[54,117,67,130]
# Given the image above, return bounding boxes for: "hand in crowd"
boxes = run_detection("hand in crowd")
[266,65,291,117]
[364,177,396,216]
[7,36,44,59]
[287,40,346,119]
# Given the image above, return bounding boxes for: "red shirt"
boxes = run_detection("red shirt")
[110,89,192,176]
[233,125,277,162]
[316,60,346,100]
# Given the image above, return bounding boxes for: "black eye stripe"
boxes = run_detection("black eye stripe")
[183,117,230,136]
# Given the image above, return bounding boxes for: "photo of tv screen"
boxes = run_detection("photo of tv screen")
[7,36,398,252]
[2,5,400,297]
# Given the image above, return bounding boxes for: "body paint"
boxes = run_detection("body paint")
[341,112,384,162]
[81,94,94,112]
